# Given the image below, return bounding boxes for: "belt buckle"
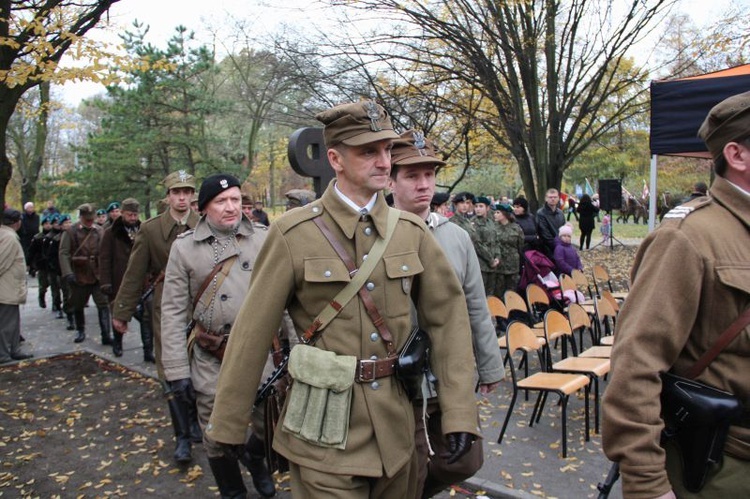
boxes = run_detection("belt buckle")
[358,359,376,382]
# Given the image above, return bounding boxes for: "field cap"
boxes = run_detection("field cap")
[698,91,750,160]
[163,170,196,191]
[315,100,399,148]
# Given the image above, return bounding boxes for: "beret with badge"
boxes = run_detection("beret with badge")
[315,100,399,148]
[106,201,121,213]
[198,173,241,212]
[698,90,750,161]
[475,196,492,206]
[453,191,475,203]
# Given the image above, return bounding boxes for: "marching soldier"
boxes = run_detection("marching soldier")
[161,174,276,497]
[59,204,112,345]
[208,100,479,497]
[28,215,52,309]
[42,214,64,319]
[111,171,201,464]
[99,198,154,362]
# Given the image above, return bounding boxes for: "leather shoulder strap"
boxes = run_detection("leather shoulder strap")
[192,254,238,312]
[686,307,750,379]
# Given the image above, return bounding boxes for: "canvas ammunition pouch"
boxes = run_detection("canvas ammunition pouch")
[282,344,356,449]
[660,371,743,492]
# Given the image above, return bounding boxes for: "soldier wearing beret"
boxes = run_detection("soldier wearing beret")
[112,170,201,464]
[59,204,112,346]
[450,191,476,234]
[208,101,479,497]
[95,208,107,227]
[41,214,64,319]
[389,130,503,498]
[603,91,750,497]
[27,214,53,309]
[103,201,121,229]
[472,195,502,297]
[99,198,154,362]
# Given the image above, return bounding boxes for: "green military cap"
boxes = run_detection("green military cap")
[315,100,399,148]
[96,208,106,216]
[698,90,750,161]
[390,129,446,167]
[475,196,492,206]
[106,201,120,212]
[77,204,96,219]
[121,198,140,213]
[162,170,196,191]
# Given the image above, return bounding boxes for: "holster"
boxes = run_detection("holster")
[396,327,433,400]
[660,371,744,492]
[283,345,356,449]
[71,255,98,285]
[191,323,228,361]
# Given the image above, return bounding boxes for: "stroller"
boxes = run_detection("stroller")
[518,250,565,318]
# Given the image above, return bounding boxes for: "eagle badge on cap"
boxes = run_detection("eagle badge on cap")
[413,130,427,156]
[220,179,228,189]
[364,100,382,132]
[178,170,189,182]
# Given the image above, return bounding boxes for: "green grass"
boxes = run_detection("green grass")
[571,218,650,240]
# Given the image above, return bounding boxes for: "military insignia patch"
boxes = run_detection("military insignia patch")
[663,206,694,219]
[414,130,427,156]
[220,179,228,189]
[178,170,189,182]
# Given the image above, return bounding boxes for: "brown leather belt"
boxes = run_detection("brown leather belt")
[356,357,398,383]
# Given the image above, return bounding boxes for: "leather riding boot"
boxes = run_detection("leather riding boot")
[73,310,85,343]
[188,399,203,444]
[208,455,247,499]
[112,332,124,357]
[66,312,75,330]
[39,293,46,308]
[98,307,113,346]
[140,321,155,363]
[167,396,192,464]
[56,309,64,319]
[240,433,276,497]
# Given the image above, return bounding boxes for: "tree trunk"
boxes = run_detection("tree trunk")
[21,81,50,204]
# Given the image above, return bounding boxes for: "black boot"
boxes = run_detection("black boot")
[239,433,276,497]
[98,308,113,346]
[140,320,155,363]
[39,293,46,308]
[188,399,203,444]
[112,332,123,357]
[208,455,247,499]
[73,310,85,343]
[56,309,64,319]
[167,395,192,464]
[66,312,75,330]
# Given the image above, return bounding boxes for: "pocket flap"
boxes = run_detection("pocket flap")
[715,264,750,295]
[304,257,352,283]
[384,251,424,279]
[288,345,357,392]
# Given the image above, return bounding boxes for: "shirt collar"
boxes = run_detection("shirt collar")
[334,181,377,214]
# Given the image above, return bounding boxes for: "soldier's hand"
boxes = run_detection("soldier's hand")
[442,432,475,464]
[169,378,196,405]
[112,318,128,334]
[64,274,76,285]
[478,381,500,395]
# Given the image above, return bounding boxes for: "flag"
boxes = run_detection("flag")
[642,179,649,200]
[584,178,594,196]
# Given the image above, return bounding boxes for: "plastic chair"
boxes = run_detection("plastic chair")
[497,321,590,458]
[544,310,610,433]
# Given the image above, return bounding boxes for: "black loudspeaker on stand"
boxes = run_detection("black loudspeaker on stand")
[592,179,625,250]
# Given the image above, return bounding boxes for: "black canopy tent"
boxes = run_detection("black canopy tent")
[646,64,750,228]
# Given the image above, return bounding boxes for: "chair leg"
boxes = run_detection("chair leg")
[593,377,600,434]
[529,391,545,427]
[585,384,591,442]
[561,395,568,458]
[497,387,519,444]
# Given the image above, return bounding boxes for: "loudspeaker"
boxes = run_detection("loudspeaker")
[598,179,622,212]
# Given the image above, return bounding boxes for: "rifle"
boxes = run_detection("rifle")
[134,272,164,323]
[596,462,620,499]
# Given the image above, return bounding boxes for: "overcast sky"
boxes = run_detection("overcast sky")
[56,0,746,105]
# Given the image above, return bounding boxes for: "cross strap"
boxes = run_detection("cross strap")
[302,208,400,356]
[686,307,750,379]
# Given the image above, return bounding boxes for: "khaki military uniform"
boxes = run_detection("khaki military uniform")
[208,184,479,489]
[602,175,750,498]
[161,216,270,457]
[112,209,199,379]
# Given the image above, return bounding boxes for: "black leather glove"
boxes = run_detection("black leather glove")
[169,378,196,405]
[442,432,476,464]
[64,274,76,285]
[220,442,247,461]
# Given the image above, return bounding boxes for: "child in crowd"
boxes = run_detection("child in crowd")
[553,223,583,276]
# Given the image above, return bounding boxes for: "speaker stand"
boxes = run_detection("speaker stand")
[591,210,625,250]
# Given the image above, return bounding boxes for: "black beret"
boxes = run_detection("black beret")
[453,192,475,203]
[198,173,241,211]
[431,192,450,206]
[2,208,21,224]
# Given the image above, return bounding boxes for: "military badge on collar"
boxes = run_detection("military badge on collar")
[364,101,382,132]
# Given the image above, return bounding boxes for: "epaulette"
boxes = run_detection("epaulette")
[274,199,324,234]
[176,229,195,239]
[662,197,712,222]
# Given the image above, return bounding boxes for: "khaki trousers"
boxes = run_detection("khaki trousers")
[288,450,418,499]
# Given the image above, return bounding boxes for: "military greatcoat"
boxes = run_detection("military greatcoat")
[207,184,479,479]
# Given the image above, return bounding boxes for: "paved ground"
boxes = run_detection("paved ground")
[7,273,627,498]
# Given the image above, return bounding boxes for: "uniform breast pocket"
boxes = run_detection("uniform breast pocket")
[303,257,354,319]
[714,263,750,350]
[384,251,424,318]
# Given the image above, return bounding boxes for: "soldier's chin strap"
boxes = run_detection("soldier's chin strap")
[302,208,400,353]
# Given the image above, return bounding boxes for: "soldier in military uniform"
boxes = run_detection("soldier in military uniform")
[112,171,201,464]
[59,204,112,345]
[602,92,750,497]
[472,196,501,297]
[42,214,64,319]
[28,215,52,309]
[389,130,504,498]
[493,204,524,297]
[161,174,276,498]
[49,214,74,329]
[208,101,479,498]
[450,191,475,235]
[99,198,153,361]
